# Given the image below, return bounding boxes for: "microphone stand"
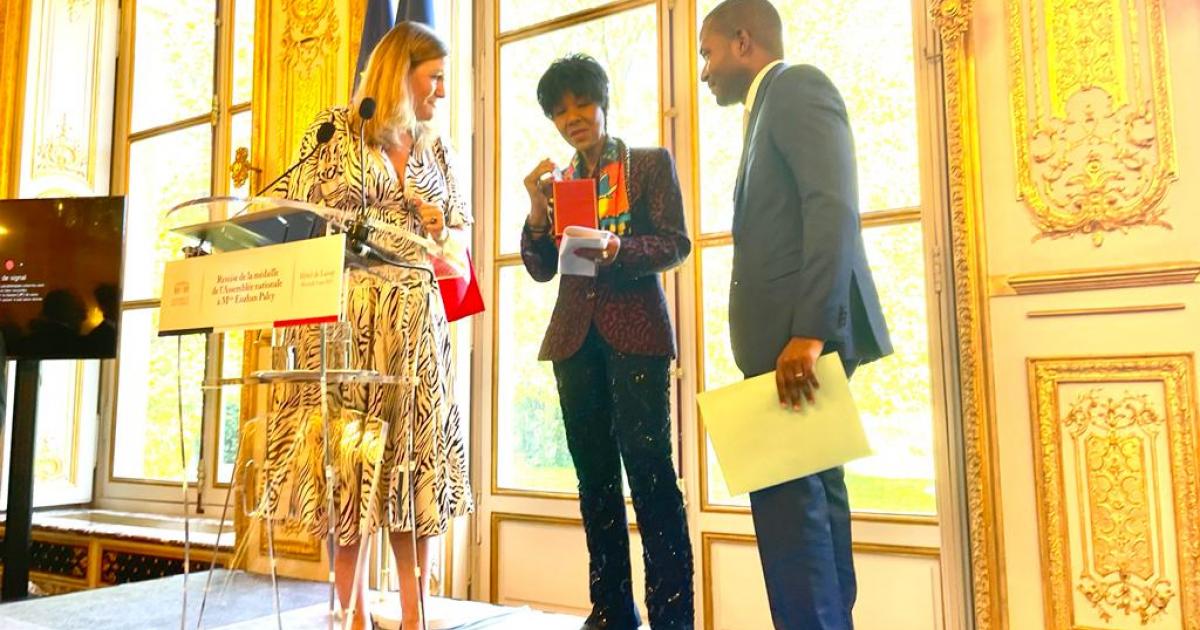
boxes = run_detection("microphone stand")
[174,122,339,261]
[338,98,440,630]
[341,98,436,286]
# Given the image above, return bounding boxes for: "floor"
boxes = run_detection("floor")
[0,570,589,630]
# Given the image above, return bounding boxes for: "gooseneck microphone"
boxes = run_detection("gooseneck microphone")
[340,96,434,284]
[357,97,376,217]
[252,121,336,197]
[190,120,336,255]
[344,98,377,255]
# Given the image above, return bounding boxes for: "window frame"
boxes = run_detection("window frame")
[95,0,254,512]
[688,0,943,519]
[478,0,947,523]
[486,0,671,501]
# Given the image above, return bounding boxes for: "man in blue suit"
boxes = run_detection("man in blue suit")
[699,1,893,628]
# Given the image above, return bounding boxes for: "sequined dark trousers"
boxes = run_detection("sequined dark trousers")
[552,327,695,630]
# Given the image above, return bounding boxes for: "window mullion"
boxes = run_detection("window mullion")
[211,0,234,203]
[198,0,239,504]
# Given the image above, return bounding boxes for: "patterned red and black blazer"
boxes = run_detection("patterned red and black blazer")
[520,147,691,362]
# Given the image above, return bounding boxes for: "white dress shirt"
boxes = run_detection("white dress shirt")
[743,59,784,136]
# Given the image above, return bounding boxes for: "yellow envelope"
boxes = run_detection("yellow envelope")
[697,353,872,496]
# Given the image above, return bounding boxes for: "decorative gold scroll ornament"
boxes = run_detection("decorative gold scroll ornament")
[1010,0,1177,246]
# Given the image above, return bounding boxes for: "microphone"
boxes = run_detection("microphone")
[251,121,335,197]
[345,98,377,256]
[356,98,376,219]
[357,97,377,123]
[340,97,432,283]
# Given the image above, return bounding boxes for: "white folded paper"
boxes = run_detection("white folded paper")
[558,225,611,277]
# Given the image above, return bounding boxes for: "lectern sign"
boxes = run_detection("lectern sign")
[159,234,346,335]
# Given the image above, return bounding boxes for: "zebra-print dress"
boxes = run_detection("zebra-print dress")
[260,107,472,544]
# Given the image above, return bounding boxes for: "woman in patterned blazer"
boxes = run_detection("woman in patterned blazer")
[521,54,695,630]
[267,22,470,630]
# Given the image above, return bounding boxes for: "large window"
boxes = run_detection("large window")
[492,2,662,495]
[485,0,936,517]
[0,361,102,507]
[696,0,935,515]
[106,0,253,499]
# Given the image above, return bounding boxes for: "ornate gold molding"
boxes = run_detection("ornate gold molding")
[932,1,1006,628]
[281,0,339,75]
[33,113,87,180]
[1026,303,1185,318]
[1028,355,1199,628]
[1000,261,1200,295]
[347,0,367,81]
[932,0,973,42]
[1071,391,1170,623]
[1009,0,1177,246]
[276,0,342,172]
[0,0,30,197]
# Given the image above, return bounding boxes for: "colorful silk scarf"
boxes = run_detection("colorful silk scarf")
[565,137,631,236]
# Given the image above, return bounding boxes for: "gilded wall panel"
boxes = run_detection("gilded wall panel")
[941,0,1200,626]
[241,0,353,577]
[1009,0,1176,246]
[18,0,114,197]
[1029,355,1199,629]
[280,0,341,167]
[0,0,30,197]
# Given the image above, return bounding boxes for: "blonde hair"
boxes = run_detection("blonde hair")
[350,21,448,152]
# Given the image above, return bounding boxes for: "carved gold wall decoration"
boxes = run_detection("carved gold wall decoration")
[1010,0,1177,246]
[282,0,339,75]
[35,434,67,482]
[1025,303,1186,318]
[1068,390,1173,623]
[33,114,87,179]
[347,0,367,82]
[1042,0,1127,118]
[932,1,1007,628]
[932,0,972,41]
[282,0,340,160]
[1029,355,1199,628]
[66,0,92,22]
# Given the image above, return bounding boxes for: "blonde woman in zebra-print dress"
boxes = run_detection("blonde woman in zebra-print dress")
[263,22,471,630]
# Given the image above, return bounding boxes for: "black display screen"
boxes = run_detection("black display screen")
[0,196,125,359]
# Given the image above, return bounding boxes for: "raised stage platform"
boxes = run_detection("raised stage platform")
[0,570,592,629]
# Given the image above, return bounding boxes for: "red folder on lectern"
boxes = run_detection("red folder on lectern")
[552,179,597,237]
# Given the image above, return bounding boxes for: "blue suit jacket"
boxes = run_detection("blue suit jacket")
[728,63,893,377]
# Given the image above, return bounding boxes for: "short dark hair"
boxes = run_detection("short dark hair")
[704,0,784,59]
[536,54,610,118]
